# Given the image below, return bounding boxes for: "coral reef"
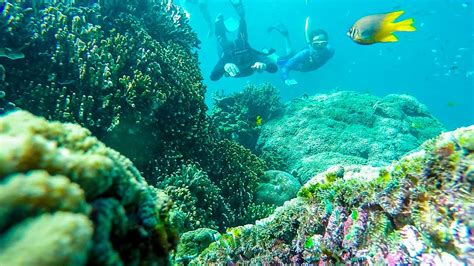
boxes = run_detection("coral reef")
[0,212,93,265]
[257,91,445,183]
[255,170,301,206]
[174,228,220,264]
[0,111,177,265]
[210,83,282,152]
[157,163,230,233]
[0,0,207,178]
[1,0,271,231]
[205,139,269,226]
[190,126,473,265]
[0,90,16,115]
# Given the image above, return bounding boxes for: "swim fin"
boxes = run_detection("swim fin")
[229,0,244,17]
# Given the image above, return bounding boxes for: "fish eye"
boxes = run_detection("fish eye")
[347,27,353,36]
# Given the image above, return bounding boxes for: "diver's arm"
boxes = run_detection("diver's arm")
[280,49,309,80]
[258,56,278,74]
[266,62,278,73]
[210,59,227,81]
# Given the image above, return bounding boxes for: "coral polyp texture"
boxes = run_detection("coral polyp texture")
[190,126,474,265]
[0,111,177,265]
[0,0,273,230]
[257,91,445,183]
[0,0,208,178]
[210,83,283,152]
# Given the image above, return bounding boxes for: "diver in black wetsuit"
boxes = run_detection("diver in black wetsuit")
[210,0,277,81]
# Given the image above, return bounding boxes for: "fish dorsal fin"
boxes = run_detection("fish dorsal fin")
[379,34,398,42]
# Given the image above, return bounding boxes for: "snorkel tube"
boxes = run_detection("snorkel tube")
[305,16,311,44]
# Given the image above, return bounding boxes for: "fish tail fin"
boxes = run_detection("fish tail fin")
[392,18,416,32]
[375,10,415,42]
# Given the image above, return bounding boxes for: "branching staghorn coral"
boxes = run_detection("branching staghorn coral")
[190,126,474,265]
[0,111,177,265]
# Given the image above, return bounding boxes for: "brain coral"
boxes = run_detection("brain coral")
[191,125,473,265]
[257,91,445,183]
[0,111,177,265]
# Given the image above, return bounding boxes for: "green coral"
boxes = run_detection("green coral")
[0,111,177,264]
[257,91,445,182]
[1,0,271,232]
[174,228,220,264]
[0,0,206,178]
[210,83,282,152]
[158,164,230,232]
[190,126,473,265]
[206,139,267,226]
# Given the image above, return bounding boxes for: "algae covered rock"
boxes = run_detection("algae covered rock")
[0,111,177,265]
[174,228,220,265]
[255,170,301,206]
[191,125,473,265]
[257,91,445,183]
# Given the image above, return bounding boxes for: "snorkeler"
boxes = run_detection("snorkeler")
[210,0,278,81]
[268,18,335,86]
[179,0,214,37]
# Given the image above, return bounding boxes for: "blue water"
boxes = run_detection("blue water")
[184,0,473,130]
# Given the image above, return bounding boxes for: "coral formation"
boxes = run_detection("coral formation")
[210,83,282,152]
[1,0,271,231]
[157,163,230,233]
[0,0,207,177]
[0,212,93,265]
[174,228,220,264]
[205,139,269,226]
[0,111,177,265]
[190,126,473,265]
[0,90,16,115]
[255,170,301,206]
[257,91,445,183]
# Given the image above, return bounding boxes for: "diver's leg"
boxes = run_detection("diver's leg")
[198,1,213,36]
[215,14,232,56]
[230,0,245,18]
[237,17,248,43]
[268,22,293,55]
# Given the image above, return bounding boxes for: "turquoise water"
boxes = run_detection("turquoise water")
[184,0,473,130]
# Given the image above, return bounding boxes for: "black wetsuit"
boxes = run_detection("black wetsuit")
[210,17,277,81]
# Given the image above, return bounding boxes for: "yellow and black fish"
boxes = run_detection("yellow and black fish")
[347,10,416,45]
[255,115,262,126]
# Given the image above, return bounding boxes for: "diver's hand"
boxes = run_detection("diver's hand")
[251,62,267,72]
[284,79,298,86]
[224,63,240,77]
